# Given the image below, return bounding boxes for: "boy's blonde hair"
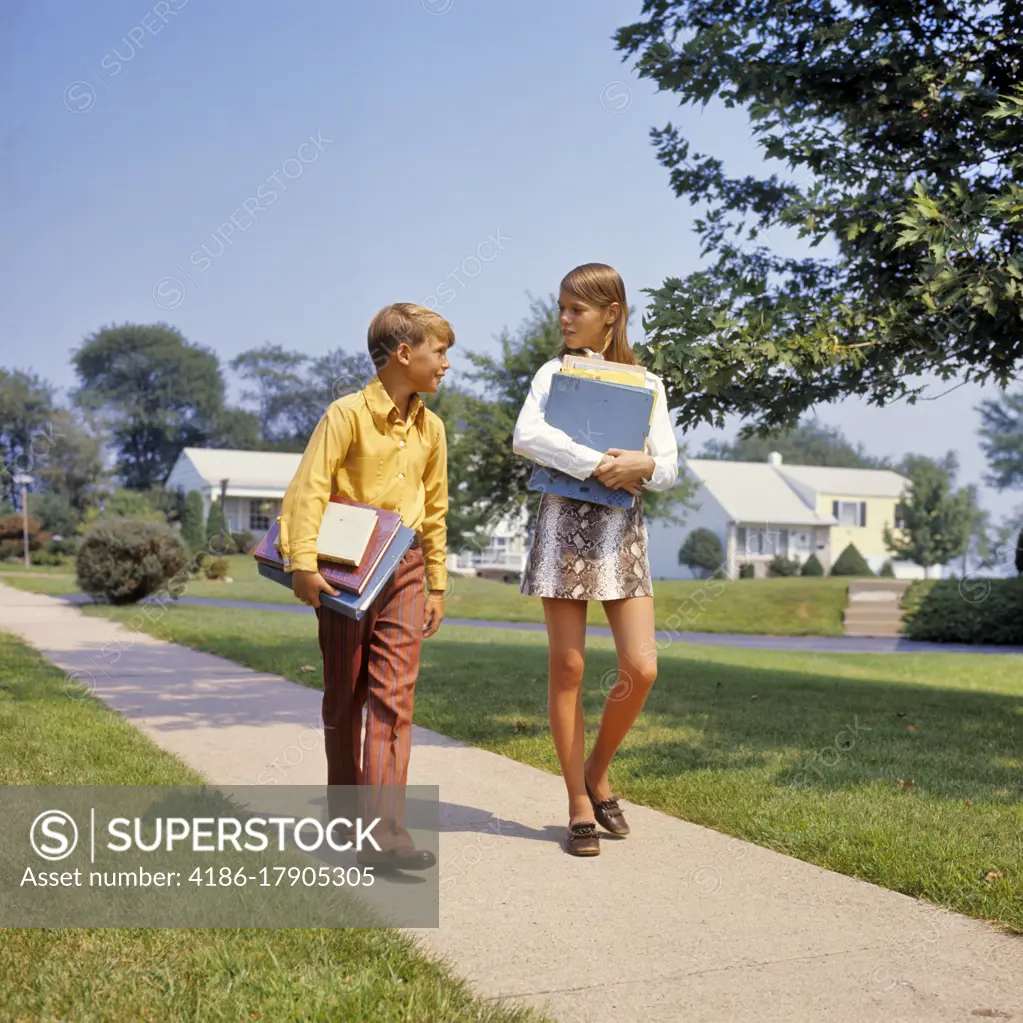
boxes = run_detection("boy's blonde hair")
[556,263,638,366]
[367,303,455,371]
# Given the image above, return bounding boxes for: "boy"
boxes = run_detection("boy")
[278,303,452,871]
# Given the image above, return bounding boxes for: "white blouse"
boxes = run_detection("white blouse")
[512,352,680,493]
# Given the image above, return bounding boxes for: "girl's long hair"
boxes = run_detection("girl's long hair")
[556,263,638,366]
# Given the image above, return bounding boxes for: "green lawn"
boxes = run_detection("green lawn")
[79,602,1023,934]
[0,632,548,1023]
[0,556,851,635]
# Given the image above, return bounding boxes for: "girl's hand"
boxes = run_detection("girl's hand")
[592,449,654,491]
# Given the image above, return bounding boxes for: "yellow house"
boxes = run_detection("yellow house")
[770,457,920,576]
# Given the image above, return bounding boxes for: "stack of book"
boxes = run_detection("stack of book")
[528,354,656,509]
[253,496,417,620]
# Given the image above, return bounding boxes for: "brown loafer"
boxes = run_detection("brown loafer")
[566,820,600,856]
[585,780,630,836]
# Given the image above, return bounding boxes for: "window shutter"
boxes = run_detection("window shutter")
[832,500,839,521]
[860,502,867,527]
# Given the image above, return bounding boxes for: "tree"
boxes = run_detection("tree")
[616,3,1023,433]
[1016,527,1023,575]
[701,420,890,468]
[35,408,109,513]
[977,389,1023,491]
[229,344,375,449]
[179,490,206,552]
[72,323,233,489]
[0,369,56,507]
[883,453,974,576]
[30,491,80,538]
[678,527,723,577]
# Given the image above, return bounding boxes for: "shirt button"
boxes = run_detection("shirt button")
[397,473,404,480]
[399,441,405,448]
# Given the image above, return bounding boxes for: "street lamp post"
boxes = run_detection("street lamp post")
[13,474,33,569]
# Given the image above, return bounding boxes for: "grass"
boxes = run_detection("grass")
[0,632,549,1023]
[0,555,851,635]
[76,602,1023,935]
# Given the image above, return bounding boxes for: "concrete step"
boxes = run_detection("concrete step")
[845,625,904,638]
[844,612,905,627]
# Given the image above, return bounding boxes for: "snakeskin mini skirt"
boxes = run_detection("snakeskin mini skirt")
[520,493,653,601]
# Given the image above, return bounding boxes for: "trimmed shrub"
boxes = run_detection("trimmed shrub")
[830,543,874,576]
[678,528,724,578]
[179,490,206,552]
[901,577,1023,645]
[800,553,824,576]
[769,555,801,577]
[738,563,755,579]
[205,557,230,580]
[231,531,256,555]
[879,559,896,577]
[32,549,68,567]
[76,518,188,604]
[1016,527,1023,576]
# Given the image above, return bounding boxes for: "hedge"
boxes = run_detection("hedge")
[901,577,1023,645]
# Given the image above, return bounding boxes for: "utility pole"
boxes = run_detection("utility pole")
[14,474,33,568]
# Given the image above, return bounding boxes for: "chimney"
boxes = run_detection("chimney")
[767,451,783,467]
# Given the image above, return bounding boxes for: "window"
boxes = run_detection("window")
[833,500,866,527]
[249,499,273,531]
[894,503,907,529]
[745,529,783,555]
[793,531,811,552]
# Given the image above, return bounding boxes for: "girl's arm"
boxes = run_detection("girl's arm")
[513,360,606,481]
[642,375,680,492]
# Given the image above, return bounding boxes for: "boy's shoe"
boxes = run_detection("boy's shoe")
[585,780,630,836]
[566,820,600,856]
[357,847,436,872]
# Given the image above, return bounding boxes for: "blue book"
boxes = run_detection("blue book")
[528,374,655,508]
[257,524,417,620]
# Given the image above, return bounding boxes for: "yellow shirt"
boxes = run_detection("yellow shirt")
[278,375,448,591]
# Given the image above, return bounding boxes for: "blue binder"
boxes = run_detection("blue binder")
[527,374,655,508]
[257,524,417,620]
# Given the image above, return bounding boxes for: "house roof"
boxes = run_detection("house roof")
[684,459,835,526]
[176,447,301,493]
[776,464,909,499]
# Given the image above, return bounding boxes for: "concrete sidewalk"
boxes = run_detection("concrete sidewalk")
[2,582,1020,1023]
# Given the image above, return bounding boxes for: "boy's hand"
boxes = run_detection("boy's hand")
[292,570,340,609]
[423,592,445,638]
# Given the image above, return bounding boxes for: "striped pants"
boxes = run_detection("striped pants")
[316,546,425,849]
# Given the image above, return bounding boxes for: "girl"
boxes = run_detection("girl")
[513,263,679,857]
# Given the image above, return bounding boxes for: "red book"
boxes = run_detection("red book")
[253,495,404,596]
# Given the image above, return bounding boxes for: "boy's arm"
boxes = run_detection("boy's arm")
[419,416,448,594]
[279,406,351,574]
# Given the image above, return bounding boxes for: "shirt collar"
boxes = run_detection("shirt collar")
[364,375,426,430]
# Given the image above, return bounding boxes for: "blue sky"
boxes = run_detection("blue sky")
[2,0,1020,533]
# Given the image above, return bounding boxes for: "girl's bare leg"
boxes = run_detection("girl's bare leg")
[585,595,658,800]
[541,597,592,824]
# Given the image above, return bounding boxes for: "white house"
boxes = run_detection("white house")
[647,452,931,580]
[165,446,530,581]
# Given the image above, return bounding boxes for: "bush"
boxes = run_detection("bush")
[800,553,824,576]
[830,543,874,576]
[31,491,80,537]
[231,531,256,555]
[768,555,801,577]
[879,559,896,577]
[76,518,188,604]
[0,514,51,561]
[204,557,230,580]
[738,563,755,579]
[901,577,1023,645]
[1016,527,1023,576]
[678,528,724,578]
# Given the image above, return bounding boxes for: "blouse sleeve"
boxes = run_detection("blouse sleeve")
[642,374,679,493]
[512,361,605,481]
